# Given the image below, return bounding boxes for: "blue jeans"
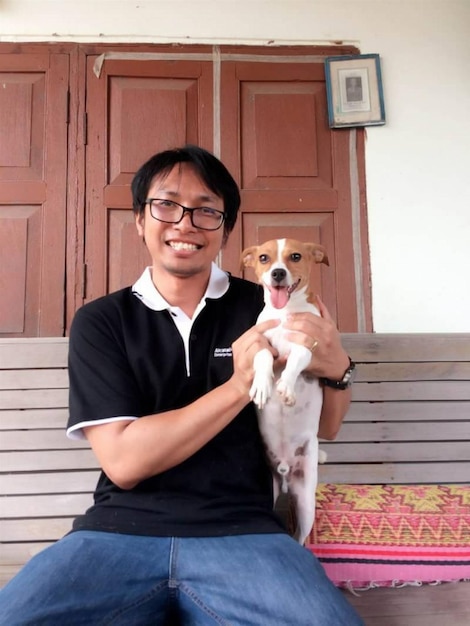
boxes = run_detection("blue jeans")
[0,531,363,625]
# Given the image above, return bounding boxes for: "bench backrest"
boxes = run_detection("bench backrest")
[0,338,97,579]
[1,334,470,577]
[320,333,470,485]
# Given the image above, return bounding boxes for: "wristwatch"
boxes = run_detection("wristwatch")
[320,357,356,390]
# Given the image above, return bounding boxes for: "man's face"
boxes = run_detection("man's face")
[135,162,225,280]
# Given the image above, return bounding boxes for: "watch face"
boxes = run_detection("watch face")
[344,362,357,385]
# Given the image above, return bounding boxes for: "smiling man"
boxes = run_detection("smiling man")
[0,145,363,626]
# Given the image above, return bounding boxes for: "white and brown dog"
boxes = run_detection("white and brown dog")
[241,238,329,545]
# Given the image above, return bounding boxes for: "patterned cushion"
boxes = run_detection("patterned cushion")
[306,484,470,589]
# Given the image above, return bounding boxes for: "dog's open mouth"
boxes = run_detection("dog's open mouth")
[269,279,300,309]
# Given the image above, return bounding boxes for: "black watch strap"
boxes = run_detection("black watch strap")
[320,357,356,390]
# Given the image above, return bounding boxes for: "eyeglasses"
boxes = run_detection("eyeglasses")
[144,198,225,231]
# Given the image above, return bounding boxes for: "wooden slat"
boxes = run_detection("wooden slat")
[0,369,69,390]
[319,463,469,484]
[346,401,470,421]
[0,338,68,368]
[0,388,69,409]
[0,449,98,471]
[345,582,470,626]
[4,335,469,366]
[0,408,69,429]
[334,421,470,442]
[321,441,470,463]
[0,517,74,542]
[356,361,470,382]
[352,381,470,401]
[0,470,99,495]
[0,565,24,588]
[0,543,55,566]
[1,429,89,450]
[342,333,470,362]
[1,493,94,518]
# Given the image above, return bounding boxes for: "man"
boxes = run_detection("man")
[0,145,363,625]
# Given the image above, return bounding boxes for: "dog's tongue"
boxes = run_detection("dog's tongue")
[270,286,290,309]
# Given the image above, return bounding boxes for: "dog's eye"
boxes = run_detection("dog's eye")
[290,253,302,262]
[259,254,270,264]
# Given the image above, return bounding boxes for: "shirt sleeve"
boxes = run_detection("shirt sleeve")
[66,299,143,438]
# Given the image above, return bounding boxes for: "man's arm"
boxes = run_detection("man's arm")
[83,318,279,490]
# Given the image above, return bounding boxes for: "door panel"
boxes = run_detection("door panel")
[84,57,213,302]
[220,59,365,331]
[240,82,332,190]
[0,53,69,336]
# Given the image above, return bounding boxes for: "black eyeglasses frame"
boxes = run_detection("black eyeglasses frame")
[144,198,225,231]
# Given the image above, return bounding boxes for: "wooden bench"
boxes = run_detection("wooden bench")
[1,334,470,623]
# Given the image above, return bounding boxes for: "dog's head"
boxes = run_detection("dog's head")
[240,238,329,309]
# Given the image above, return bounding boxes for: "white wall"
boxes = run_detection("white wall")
[2,0,470,332]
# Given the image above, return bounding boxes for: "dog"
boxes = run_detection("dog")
[241,238,329,545]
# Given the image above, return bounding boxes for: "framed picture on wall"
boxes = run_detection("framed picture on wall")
[325,54,386,128]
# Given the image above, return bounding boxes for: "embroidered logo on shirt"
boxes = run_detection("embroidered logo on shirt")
[214,347,233,358]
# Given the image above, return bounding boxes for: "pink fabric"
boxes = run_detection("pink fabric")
[305,484,470,589]
[309,543,470,587]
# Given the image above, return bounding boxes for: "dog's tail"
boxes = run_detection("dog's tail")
[277,461,290,493]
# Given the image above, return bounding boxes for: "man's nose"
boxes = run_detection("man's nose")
[176,209,196,230]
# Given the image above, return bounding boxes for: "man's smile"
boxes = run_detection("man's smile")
[167,240,203,251]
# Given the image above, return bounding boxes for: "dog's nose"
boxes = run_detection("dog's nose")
[271,268,287,283]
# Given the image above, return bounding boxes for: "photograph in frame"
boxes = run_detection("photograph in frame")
[325,54,386,128]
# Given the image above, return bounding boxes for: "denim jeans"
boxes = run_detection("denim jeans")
[0,531,364,625]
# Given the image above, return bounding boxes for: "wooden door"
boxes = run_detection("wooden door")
[84,55,214,303]
[0,53,69,336]
[82,46,371,331]
[220,58,370,332]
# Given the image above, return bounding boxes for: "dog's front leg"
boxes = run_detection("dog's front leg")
[276,344,312,406]
[250,348,274,409]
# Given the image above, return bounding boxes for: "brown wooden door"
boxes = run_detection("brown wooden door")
[83,55,214,303]
[220,58,368,332]
[0,53,69,336]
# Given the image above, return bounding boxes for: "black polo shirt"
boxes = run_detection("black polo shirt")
[67,271,285,537]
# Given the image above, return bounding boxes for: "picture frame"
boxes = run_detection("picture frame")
[325,54,386,128]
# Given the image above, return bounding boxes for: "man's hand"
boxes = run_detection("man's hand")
[229,319,280,396]
[283,295,349,380]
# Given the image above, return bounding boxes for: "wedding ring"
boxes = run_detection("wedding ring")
[310,339,319,353]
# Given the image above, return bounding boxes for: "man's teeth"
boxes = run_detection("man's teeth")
[169,242,199,251]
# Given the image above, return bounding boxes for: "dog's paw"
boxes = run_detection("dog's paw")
[276,379,296,406]
[318,449,327,464]
[250,376,273,409]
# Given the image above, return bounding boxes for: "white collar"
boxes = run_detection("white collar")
[131,263,230,313]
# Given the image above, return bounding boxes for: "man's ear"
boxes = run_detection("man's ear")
[135,212,145,237]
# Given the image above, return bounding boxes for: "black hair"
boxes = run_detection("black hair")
[131,145,241,240]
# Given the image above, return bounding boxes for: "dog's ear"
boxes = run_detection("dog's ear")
[306,243,329,266]
[240,246,258,270]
